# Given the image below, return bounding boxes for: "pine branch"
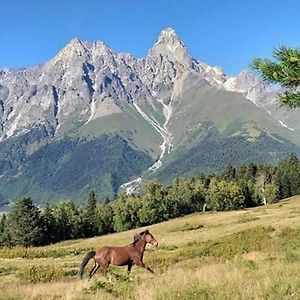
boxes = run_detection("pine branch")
[279,91,300,109]
[251,46,300,108]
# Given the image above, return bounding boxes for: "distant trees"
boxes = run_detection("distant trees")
[273,154,300,198]
[251,46,300,108]
[7,197,44,247]
[42,202,58,244]
[0,214,10,246]
[206,178,245,211]
[138,181,169,225]
[96,200,114,234]
[166,178,206,215]
[113,193,141,231]
[83,191,98,237]
[0,154,300,248]
[0,192,110,247]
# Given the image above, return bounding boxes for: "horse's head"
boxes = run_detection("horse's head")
[144,230,158,247]
[134,229,158,247]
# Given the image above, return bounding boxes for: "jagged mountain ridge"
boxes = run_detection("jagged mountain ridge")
[0,28,251,141]
[0,28,299,205]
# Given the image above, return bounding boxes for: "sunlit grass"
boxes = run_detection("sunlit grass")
[1,196,300,299]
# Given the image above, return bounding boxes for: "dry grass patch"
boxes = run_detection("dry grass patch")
[2,195,300,299]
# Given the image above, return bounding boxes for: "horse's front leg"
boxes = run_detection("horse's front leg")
[127,262,133,275]
[136,261,154,273]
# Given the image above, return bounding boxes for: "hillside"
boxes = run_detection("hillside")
[1,196,300,299]
[1,28,300,204]
[0,133,153,204]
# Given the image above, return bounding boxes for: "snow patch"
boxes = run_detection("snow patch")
[120,177,142,195]
[120,99,173,194]
[85,100,96,124]
[279,120,294,131]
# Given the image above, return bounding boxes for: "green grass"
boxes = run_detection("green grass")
[2,196,300,299]
[72,102,162,158]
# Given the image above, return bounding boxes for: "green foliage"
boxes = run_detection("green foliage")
[166,178,206,215]
[251,46,300,108]
[243,259,258,270]
[82,271,134,298]
[156,135,300,183]
[169,223,204,232]
[7,197,44,247]
[96,202,114,234]
[206,178,245,211]
[0,246,85,259]
[83,280,118,296]
[53,201,85,241]
[1,155,300,247]
[41,202,58,244]
[87,191,97,211]
[18,265,67,283]
[0,214,10,247]
[145,226,275,271]
[0,134,153,203]
[254,182,280,205]
[273,154,300,199]
[83,191,98,237]
[113,193,141,231]
[138,181,170,225]
[222,163,236,181]
[197,226,274,260]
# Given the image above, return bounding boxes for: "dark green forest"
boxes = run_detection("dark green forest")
[1,154,300,247]
[155,133,300,182]
[0,133,153,205]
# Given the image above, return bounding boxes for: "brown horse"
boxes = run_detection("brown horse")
[78,230,158,279]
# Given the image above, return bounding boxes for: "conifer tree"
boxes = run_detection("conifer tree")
[0,214,11,246]
[41,202,57,244]
[87,191,97,211]
[222,163,236,181]
[83,191,98,237]
[96,202,114,234]
[7,197,44,247]
[251,47,300,108]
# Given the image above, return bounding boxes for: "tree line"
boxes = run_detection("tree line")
[1,154,300,247]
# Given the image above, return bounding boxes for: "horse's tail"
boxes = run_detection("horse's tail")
[78,250,96,279]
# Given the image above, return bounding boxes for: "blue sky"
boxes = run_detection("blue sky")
[0,0,299,75]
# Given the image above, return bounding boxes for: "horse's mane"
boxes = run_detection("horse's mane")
[132,229,149,244]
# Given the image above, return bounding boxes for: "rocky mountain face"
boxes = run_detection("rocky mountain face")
[0,28,299,206]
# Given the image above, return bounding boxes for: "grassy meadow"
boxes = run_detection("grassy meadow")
[1,196,300,299]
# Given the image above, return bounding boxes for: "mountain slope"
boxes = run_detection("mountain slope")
[0,28,299,204]
[0,133,152,204]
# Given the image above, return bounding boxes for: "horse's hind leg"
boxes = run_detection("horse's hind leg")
[89,262,97,278]
[89,264,100,279]
[98,261,110,276]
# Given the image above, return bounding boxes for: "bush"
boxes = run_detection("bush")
[169,223,204,232]
[18,265,66,283]
[82,270,134,297]
[0,246,87,259]
[179,226,274,261]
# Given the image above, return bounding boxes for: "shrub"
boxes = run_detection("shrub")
[18,265,66,283]
[169,223,204,232]
[0,246,87,259]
